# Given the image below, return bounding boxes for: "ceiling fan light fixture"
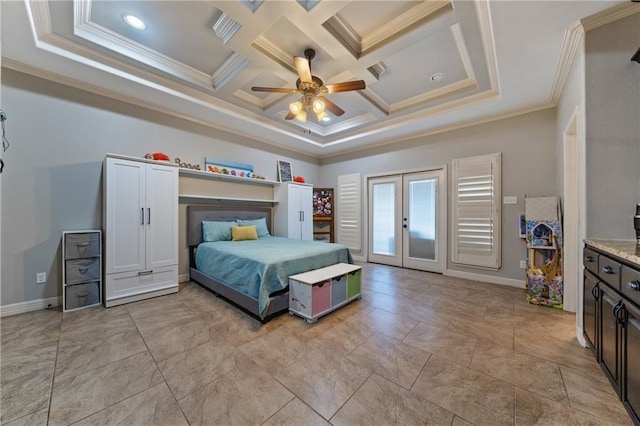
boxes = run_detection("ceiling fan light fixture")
[295,110,307,123]
[123,14,146,30]
[312,99,325,113]
[322,116,331,122]
[289,101,303,115]
[315,110,327,121]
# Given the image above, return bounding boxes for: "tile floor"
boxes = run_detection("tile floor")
[0,263,632,425]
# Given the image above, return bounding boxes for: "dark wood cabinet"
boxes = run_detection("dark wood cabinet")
[584,244,640,423]
[583,271,599,351]
[600,283,622,394]
[624,302,640,421]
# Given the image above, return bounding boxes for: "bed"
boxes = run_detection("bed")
[187,205,353,321]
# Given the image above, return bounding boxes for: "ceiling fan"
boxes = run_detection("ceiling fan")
[251,49,366,123]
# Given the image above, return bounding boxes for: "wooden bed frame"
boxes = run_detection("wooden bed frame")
[186,205,289,322]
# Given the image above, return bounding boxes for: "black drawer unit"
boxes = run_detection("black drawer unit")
[63,230,102,312]
[584,244,640,424]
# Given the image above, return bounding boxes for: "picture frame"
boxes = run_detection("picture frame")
[519,212,526,238]
[277,159,293,182]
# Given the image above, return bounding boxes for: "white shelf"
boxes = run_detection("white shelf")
[178,168,280,186]
[106,153,179,168]
[178,194,278,204]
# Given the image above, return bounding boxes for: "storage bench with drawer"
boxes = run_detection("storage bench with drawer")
[289,263,362,323]
[62,230,102,312]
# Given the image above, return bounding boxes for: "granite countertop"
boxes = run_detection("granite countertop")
[585,239,640,267]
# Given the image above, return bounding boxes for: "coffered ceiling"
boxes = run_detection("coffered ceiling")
[1,0,636,158]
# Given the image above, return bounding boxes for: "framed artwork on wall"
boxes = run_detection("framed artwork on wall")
[277,159,292,182]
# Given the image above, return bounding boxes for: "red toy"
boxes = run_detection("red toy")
[152,152,170,161]
[293,176,305,183]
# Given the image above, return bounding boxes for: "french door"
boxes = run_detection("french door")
[368,170,446,273]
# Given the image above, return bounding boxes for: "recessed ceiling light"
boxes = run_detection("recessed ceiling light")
[430,72,445,82]
[123,14,146,30]
[322,116,330,122]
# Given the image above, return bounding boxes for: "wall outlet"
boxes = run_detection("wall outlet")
[36,272,47,284]
[503,196,518,205]
[520,260,527,269]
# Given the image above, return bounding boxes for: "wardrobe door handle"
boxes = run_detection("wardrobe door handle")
[591,284,598,299]
[141,208,144,225]
[148,208,151,224]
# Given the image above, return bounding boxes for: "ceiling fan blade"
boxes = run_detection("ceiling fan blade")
[323,80,366,94]
[294,56,313,83]
[251,86,298,94]
[284,111,296,120]
[322,97,345,117]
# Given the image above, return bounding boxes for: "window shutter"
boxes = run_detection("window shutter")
[452,153,501,270]
[337,173,361,251]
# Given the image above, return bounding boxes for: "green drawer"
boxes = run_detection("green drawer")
[347,269,361,299]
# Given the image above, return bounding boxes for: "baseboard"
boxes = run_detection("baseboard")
[576,325,588,348]
[0,296,62,317]
[445,269,526,289]
[352,255,367,263]
[178,273,190,283]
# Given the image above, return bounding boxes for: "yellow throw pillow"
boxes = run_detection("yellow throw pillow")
[231,225,258,241]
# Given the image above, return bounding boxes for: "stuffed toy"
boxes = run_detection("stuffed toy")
[293,176,305,183]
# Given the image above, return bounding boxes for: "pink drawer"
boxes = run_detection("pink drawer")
[312,280,331,315]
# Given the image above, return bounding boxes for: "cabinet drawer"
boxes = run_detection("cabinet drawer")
[599,256,622,290]
[331,275,347,307]
[347,269,361,299]
[583,248,599,274]
[65,233,100,259]
[104,266,177,304]
[312,281,331,315]
[622,266,640,306]
[65,282,101,310]
[65,258,100,284]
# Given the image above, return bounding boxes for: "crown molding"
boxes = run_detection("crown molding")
[321,100,554,159]
[322,14,362,58]
[361,1,453,56]
[581,2,640,32]
[547,3,640,105]
[211,12,242,44]
[367,62,388,80]
[474,0,500,92]
[451,23,476,81]
[358,89,390,115]
[251,35,297,75]
[389,78,478,114]
[232,90,265,109]
[212,52,250,90]
[25,0,52,39]
[72,0,214,89]
[548,21,584,105]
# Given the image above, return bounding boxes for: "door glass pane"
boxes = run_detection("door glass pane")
[408,178,436,260]
[372,182,395,255]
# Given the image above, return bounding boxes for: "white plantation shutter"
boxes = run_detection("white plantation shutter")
[452,153,501,270]
[337,173,361,251]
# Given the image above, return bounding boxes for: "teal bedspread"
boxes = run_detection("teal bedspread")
[195,236,353,318]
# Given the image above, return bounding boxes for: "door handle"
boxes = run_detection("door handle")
[591,284,598,299]
[141,208,144,225]
[585,255,594,262]
[602,265,614,274]
[148,208,151,224]
[628,280,640,291]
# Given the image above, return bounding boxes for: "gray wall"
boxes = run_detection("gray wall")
[319,108,558,282]
[585,13,640,239]
[0,69,320,307]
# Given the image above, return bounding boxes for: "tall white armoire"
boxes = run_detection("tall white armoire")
[103,154,179,307]
[274,182,313,240]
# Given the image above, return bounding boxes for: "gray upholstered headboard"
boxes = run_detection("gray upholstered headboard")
[186,205,273,247]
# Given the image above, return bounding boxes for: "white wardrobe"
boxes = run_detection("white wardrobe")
[274,182,313,240]
[103,154,179,307]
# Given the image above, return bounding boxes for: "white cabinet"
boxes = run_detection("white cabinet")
[274,182,313,240]
[103,154,179,307]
